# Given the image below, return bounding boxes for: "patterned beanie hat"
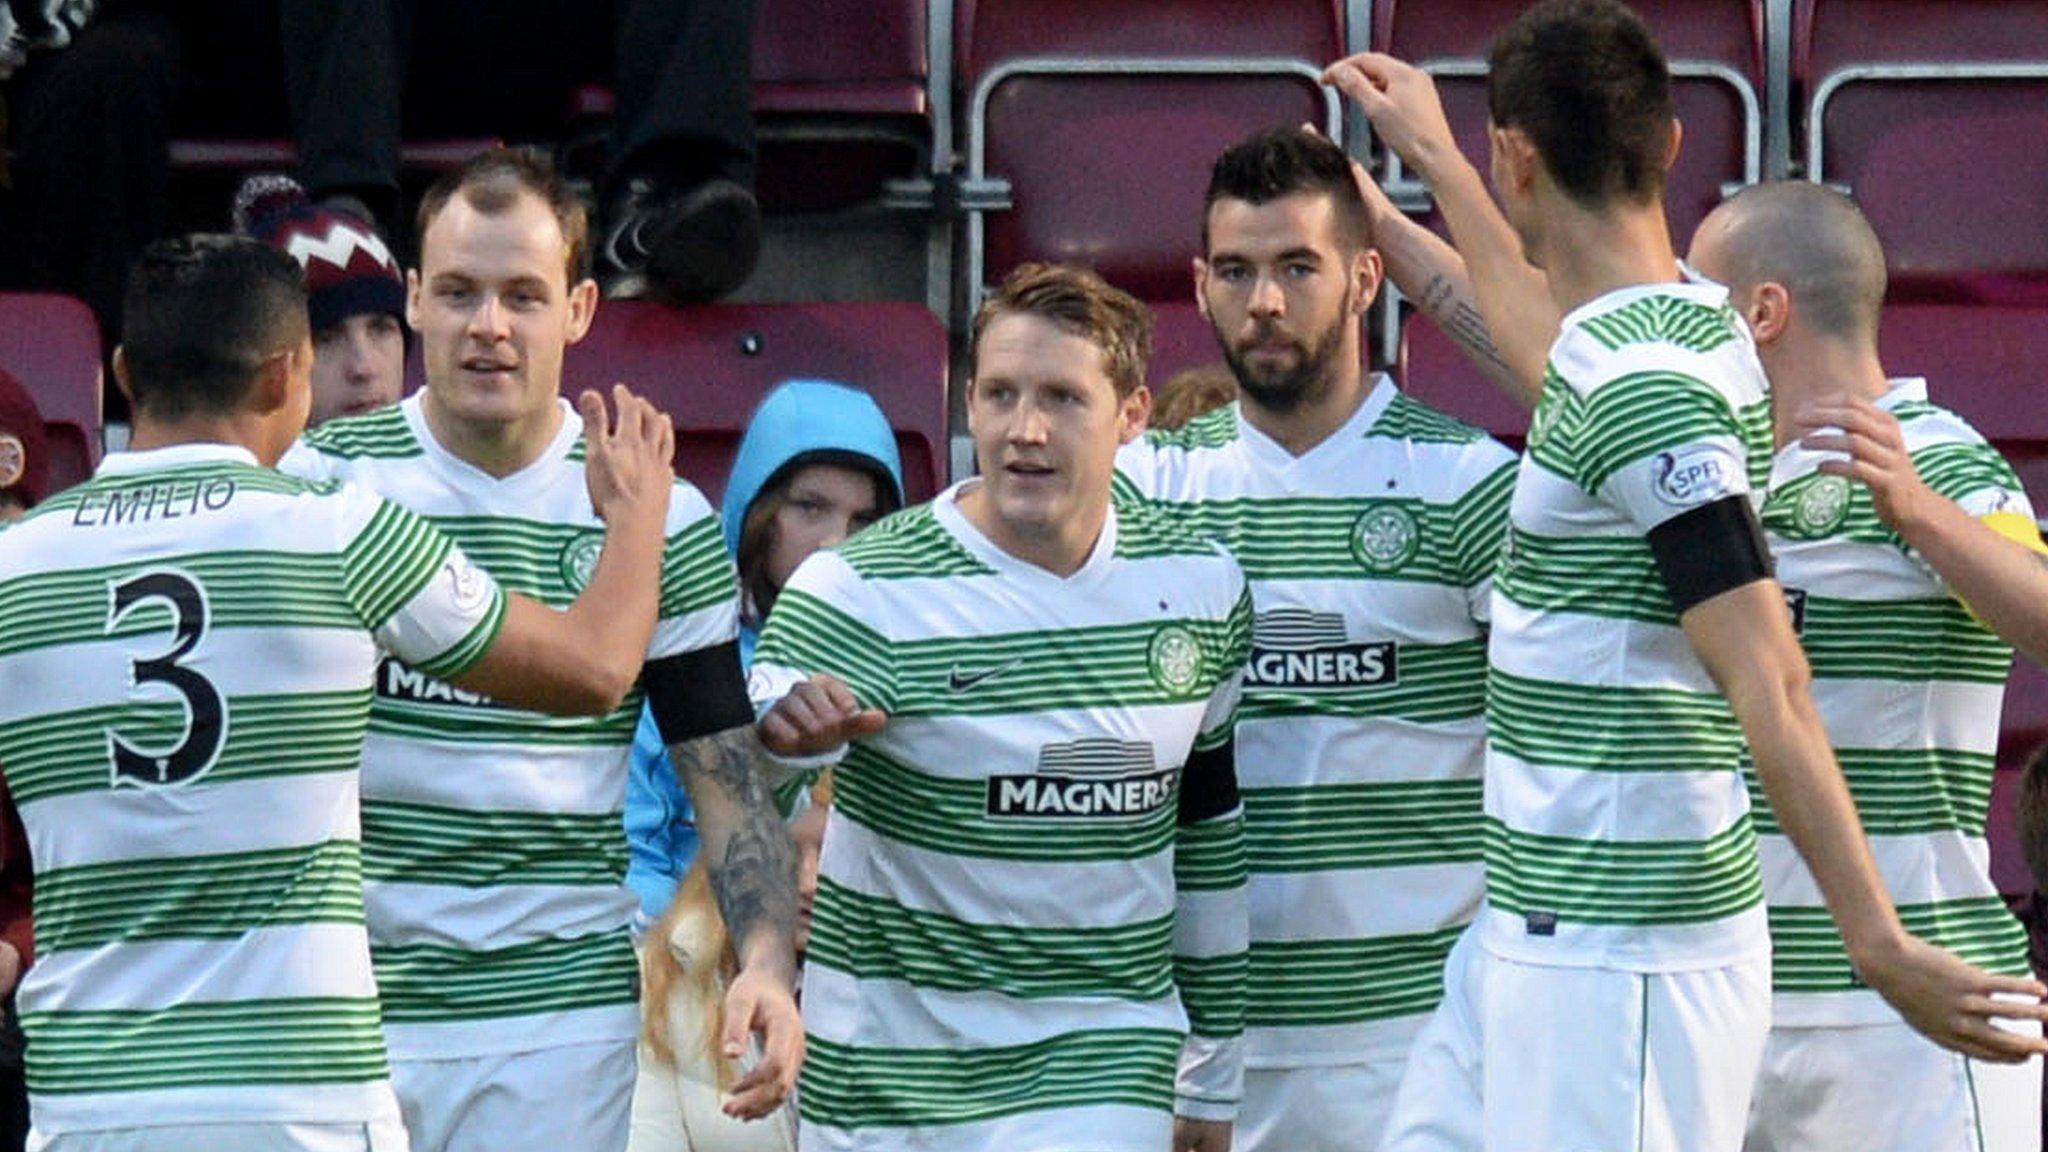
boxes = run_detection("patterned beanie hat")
[233,174,405,333]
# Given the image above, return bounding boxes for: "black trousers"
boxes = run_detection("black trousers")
[279,0,757,213]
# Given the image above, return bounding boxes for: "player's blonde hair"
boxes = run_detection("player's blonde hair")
[970,263,1153,399]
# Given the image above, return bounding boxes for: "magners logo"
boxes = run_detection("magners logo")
[1245,609,1398,689]
[985,739,1176,820]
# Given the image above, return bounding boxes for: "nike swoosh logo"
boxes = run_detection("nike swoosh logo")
[948,659,1022,692]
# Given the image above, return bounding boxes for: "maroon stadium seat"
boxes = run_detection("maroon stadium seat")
[1798,0,2048,304]
[1988,766,2036,899]
[575,0,933,214]
[1879,303,2048,508]
[1146,301,1222,391]
[755,0,928,118]
[0,294,104,495]
[167,139,496,173]
[560,300,947,504]
[1395,314,1528,448]
[1373,0,1764,246]
[959,0,1344,300]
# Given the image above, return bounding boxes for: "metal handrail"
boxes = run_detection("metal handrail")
[1806,62,2048,190]
[1379,57,1764,211]
[964,56,1344,303]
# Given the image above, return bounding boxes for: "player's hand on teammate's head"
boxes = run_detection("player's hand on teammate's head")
[1859,933,2048,1064]
[1296,120,1404,233]
[719,960,805,1120]
[1322,53,1460,179]
[1797,396,1932,531]
[758,674,887,758]
[1173,1117,1232,1152]
[579,383,676,527]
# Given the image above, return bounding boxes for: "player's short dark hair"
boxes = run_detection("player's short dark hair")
[1486,0,1673,208]
[120,234,310,421]
[1204,128,1372,255]
[970,263,1152,399]
[416,146,590,284]
[2019,742,2048,895]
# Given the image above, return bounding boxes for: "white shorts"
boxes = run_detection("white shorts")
[1481,950,1771,1152]
[1382,923,1485,1152]
[1235,1057,1409,1152]
[29,1118,409,1152]
[392,1038,635,1152]
[1746,1019,2043,1152]
[1382,925,1773,1152]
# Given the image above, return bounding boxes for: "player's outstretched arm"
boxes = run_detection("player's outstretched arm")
[451,385,674,714]
[1323,53,1558,406]
[1802,397,2048,666]
[1683,581,2048,1061]
[667,723,804,1119]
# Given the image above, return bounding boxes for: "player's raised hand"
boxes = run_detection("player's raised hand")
[1323,53,1462,180]
[759,673,887,758]
[1857,933,2048,1063]
[719,960,805,1120]
[1173,1118,1232,1152]
[1797,396,1931,532]
[579,383,676,528]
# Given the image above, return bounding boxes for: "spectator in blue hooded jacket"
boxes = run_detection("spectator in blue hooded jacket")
[624,379,905,927]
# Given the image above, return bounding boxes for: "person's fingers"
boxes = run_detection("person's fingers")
[758,709,801,753]
[724,1057,783,1119]
[761,996,805,1090]
[720,980,757,1060]
[819,676,863,717]
[609,383,642,443]
[576,389,610,448]
[777,691,828,739]
[1982,973,2048,1000]
[847,708,889,739]
[652,409,676,461]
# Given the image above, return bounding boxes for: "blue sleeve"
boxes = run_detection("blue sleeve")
[623,705,699,925]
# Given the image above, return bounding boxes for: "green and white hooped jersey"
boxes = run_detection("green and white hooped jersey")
[0,443,506,1136]
[1114,379,1515,1066]
[283,395,740,1059]
[753,484,1253,1152]
[1756,378,2032,1026]
[1483,278,1775,970]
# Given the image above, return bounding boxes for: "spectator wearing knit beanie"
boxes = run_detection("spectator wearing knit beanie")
[0,372,50,524]
[233,175,409,427]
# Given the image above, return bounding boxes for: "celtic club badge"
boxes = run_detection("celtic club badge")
[1148,624,1203,696]
[559,533,605,592]
[1792,475,1852,536]
[1350,504,1420,573]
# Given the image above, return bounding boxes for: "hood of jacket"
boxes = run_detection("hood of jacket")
[719,378,905,559]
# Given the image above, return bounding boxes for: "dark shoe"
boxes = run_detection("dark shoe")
[602,176,761,304]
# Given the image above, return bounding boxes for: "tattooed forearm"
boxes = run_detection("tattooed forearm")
[669,725,799,975]
[1419,273,1512,380]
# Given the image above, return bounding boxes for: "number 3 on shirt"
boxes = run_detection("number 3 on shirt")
[106,569,227,787]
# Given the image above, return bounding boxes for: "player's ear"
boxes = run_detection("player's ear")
[111,347,137,406]
[1118,384,1152,444]
[1193,258,1212,324]
[1350,247,1384,317]
[564,277,599,344]
[405,269,424,331]
[1747,282,1792,344]
[246,346,294,416]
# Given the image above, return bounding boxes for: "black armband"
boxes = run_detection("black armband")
[1178,742,1241,826]
[1646,495,1774,614]
[643,641,754,744]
